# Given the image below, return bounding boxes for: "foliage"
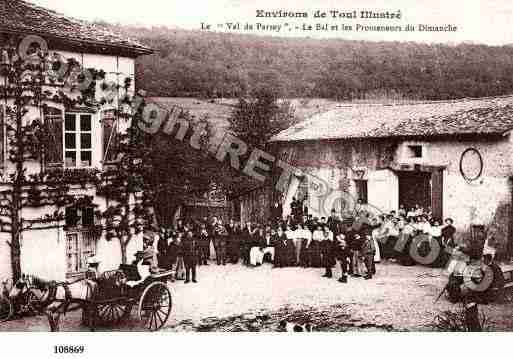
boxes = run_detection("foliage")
[106,24,513,100]
[142,108,226,224]
[0,34,157,277]
[229,88,295,149]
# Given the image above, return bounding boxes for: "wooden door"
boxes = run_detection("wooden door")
[398,172,431,212]
[431,169,444,220]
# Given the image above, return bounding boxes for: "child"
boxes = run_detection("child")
[361,233,376,280]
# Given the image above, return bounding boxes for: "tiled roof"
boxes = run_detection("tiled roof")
[371,104,513,138]
[270,96,513,142]
[0,0,152,56]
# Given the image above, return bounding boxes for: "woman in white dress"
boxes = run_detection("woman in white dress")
[249,227,265,266]
[309,225,323,267]
[250,227,275,266]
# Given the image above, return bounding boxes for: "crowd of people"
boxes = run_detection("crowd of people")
[143,201,459,285]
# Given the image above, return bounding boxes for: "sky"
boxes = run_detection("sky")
[30,0,513,45]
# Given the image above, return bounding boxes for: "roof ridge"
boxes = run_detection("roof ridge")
[271,94,513,142]
[333,93,513,108]
[1,0,152,55]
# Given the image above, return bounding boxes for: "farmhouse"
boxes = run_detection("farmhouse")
[0,0,153,281]
[234,96,513,259]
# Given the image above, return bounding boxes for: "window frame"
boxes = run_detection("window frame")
[63,112,94,169]
[64,204,98,276]
[65,229,97,276]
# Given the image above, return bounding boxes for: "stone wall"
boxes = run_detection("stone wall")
[235,135,513,257]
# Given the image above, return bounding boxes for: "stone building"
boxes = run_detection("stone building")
[234,96,513,258]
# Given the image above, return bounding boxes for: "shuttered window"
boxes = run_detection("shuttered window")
[0,105,4,168]
[102,109,119,163]
[43,106,63,168]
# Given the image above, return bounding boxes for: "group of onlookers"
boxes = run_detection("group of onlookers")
[144,202,460,285]
[369,204,457,267]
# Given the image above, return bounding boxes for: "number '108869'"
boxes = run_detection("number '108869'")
[53,346,85,354]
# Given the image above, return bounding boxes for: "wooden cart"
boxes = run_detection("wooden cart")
[82,266,173,331]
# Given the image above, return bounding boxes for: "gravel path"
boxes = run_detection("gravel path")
[1,260,512,331]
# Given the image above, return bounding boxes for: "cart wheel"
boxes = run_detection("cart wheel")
[138,282,172,331]
[96,302,133,325]
[0,297,13,322]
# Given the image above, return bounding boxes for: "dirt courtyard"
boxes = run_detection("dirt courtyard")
[2,260,513,332]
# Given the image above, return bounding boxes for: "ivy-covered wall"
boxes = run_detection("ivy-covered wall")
[0,42,151,281]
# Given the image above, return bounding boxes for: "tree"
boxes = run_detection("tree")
[143,109,225,225]
[229,87,295,150]
[219,88,297,202]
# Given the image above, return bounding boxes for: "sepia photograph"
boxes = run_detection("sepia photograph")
[1,0,513,344]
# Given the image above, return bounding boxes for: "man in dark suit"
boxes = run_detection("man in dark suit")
[334,234,351,283]
[442,218,457,248]
[213,219,228,265]
[198,223,210,265]
[305,215,315,232]
[274,226,288,268]
[290,197,298,221]
[182,229,200,283]
[225,218,238,263]
[157,229,169,269]
[271,201,283,224]
[327,209,341,235]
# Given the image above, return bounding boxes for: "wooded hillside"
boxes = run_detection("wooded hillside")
[106,23,513,100]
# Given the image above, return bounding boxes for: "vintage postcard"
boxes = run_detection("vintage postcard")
[1,0,513,351]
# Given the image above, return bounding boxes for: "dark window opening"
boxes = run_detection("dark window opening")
[407,145,423,158]
[355,180,368,204]
[65,208,79,227]
[82,207,95,226]
[65,206,95,228]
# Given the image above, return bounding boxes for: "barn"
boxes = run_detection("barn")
[233,96,513,258]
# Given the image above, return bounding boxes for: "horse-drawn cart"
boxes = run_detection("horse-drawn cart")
[34,260,175,332]
[80,265,174,331]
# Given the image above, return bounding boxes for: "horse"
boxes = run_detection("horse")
[43,277,100,331]
[8,273,98,331]
[8,274,47,315]
[8,269,130,331]
[41,269,129,331]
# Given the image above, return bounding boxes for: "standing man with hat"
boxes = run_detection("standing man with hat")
[182,229,200,283]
